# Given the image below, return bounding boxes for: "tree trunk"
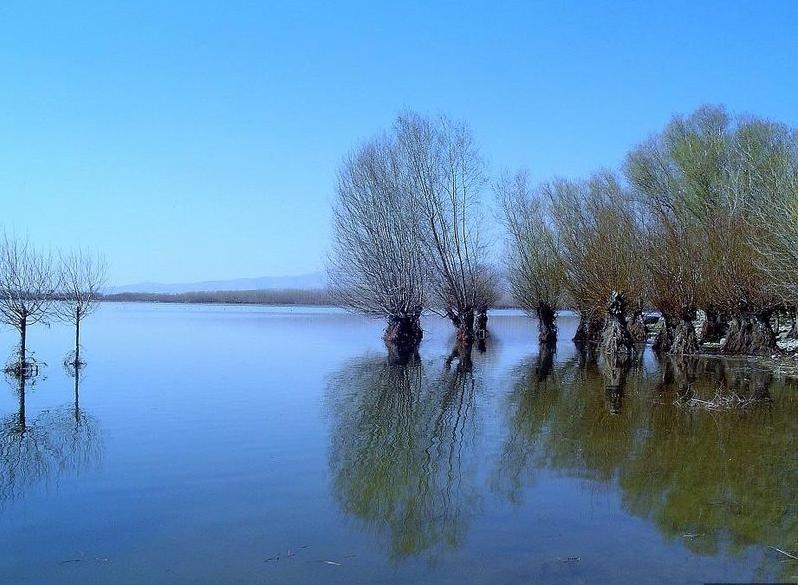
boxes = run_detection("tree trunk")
[456,309,475,347]
[627,310,647,343]
[383,315,423,364]
[573,314,603,346]
[474,309,488,340]
[600,291,635,356]
[720,311,778,356]
[652,314,673,354]
[669,310,699,355]
[19,316,27,367]
[75,314,81,366]
[536,303,557,349]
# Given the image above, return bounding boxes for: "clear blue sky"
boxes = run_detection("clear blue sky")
[1,1,796,285]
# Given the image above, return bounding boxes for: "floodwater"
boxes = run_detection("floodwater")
[0,303,795,584]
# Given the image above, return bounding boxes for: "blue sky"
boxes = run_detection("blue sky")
[1,1,796,285]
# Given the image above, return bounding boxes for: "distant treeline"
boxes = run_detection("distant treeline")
[100,288,333,306]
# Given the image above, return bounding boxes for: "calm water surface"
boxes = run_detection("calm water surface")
[0,303,795,584]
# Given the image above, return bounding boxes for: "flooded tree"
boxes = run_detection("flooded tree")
[548,172,645,356]
[55,248,108,367]
[625,107,726,354]
[396,112,489,347]
[0,234,58,375]
[497,170,565,349]
[328,132,427,360]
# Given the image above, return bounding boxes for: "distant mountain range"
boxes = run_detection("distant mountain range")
[107,271,326,294]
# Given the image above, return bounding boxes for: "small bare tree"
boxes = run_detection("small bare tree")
[0,234,58,374]
[55,249,108,367]
[396,112,488,345]
[328,132,427,359]
[497,170,565,348]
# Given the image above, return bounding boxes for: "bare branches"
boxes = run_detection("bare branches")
[328,131,426,322]
[396,112,488,334]
[55,249,108,325]
[0,233,59,367]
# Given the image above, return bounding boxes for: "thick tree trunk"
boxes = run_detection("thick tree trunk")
[573,314,603,346]
[652,314,673,354]
[600,291,635,356]
[536,303,557,349]
[627,310,647,343]
[384,315,423,364]
[456,309,475,347]
[720,312,778,356]
[669,310,699,355]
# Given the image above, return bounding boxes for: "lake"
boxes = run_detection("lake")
[0,303,795,584]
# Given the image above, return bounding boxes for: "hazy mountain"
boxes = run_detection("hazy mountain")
[107,271,326,294]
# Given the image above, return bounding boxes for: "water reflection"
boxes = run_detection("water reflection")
[0,369,102,504]
[496,352,797,579]
[326,350,481,560]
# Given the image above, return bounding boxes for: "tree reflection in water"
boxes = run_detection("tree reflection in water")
[326,346,481,561]
[0,368,102,504]
[495,351,797,579]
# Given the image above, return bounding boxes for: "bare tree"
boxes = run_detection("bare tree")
[55,249,108,367]
[396,112,488,346]
[497,170,565,348]
[0,234,58,374]
[328,132,427,360]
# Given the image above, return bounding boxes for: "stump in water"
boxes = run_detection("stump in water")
[600,291,635,356]
[720,312,778,356]
[384,315,423,364]
[573,315,603,347]
[652,315,673,354]
[536,303,558,349]
[627,310,647,343]
[669,310,699,355]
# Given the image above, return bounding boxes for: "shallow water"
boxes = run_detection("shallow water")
[0,303,795,584]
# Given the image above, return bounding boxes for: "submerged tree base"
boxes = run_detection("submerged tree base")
[670,317,700,355]
[573,315,603,347]
[720,314,778,356]
[627,311,648,343]
[384,316,423,365]
[537,304,558,350]
[600,292,635,356]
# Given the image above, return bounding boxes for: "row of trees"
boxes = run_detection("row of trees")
[501,105,798,356]
[328,112,499,358]
[0,233,107,375]
[331,105,798,358]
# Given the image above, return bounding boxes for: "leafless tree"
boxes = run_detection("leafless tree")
[55,249,108,367]
[473,264,502,339]
[496,169,565,348]
[396,112,488,346]
[328,132,427,359]
[0,234,58,374]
